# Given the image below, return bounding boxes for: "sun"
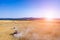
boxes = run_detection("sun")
[45,13,53,20]
[44,9,54,21]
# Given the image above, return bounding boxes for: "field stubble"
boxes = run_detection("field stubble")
[0,20,60,40]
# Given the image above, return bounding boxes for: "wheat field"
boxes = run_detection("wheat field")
[0,19,60,40]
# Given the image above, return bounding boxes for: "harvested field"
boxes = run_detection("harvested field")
[0,19,60,40]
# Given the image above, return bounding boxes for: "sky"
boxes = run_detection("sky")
[0,0,60,18]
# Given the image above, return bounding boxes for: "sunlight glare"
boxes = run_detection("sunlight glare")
[44,10,54,21]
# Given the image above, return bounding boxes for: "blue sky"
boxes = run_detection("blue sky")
[0,0,60,18]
